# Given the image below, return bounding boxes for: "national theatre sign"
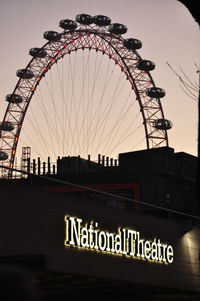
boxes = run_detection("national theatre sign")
[64,215,174,264]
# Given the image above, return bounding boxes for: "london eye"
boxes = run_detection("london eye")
[0,14,172,178]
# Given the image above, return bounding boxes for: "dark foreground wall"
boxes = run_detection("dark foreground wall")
[0,182,199,294]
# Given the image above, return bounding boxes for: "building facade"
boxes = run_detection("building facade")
[0,147,200,300]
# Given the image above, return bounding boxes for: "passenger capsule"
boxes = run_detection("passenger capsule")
[6,94,23,104]
[123,38,142,50]
[0,151,8,160]
[43,31,61,42]
[137,60,155,71]
[108,23,127,35]
[0,121,14,132]
[75,14,93,25]
[59,19,77,30]
[29,48,47,58]
[146,87,165,98]
[153,119,172,130]
[93,15,111,26]
[16,69,34,79]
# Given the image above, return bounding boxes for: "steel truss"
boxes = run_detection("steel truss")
[0,22,168,178]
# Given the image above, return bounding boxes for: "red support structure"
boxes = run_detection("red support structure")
[0,20,169,178]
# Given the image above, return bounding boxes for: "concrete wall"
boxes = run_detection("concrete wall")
[0,182,199,293]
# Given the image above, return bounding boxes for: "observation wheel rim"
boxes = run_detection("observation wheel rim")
[0,23,168,178]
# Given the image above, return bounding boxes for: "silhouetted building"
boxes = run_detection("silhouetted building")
[0,147,199,300]
[42,147,199,217]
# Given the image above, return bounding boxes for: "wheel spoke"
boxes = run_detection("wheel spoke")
[0,15,171,178]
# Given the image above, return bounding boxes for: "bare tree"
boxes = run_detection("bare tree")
[167,61,200,207]
[167,63,199,102]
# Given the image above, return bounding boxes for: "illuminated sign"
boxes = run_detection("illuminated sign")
[64,216,174,264]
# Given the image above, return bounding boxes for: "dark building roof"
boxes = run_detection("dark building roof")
[41,147,199,218]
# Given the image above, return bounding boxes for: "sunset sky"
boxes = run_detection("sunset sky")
[0,0,199,162]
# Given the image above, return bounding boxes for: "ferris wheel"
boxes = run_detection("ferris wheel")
[0,14,172,178]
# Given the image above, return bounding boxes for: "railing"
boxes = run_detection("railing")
[0,154,119,179]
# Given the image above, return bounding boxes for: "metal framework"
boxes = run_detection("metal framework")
[21,146,31,176]
[0,20,168,178]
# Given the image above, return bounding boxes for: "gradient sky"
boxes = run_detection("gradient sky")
[0,0,199,159]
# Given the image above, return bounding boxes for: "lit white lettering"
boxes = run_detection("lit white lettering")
[64,216,174,264]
